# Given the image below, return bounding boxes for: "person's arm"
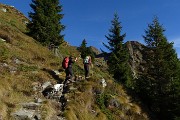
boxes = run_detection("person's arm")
[71,57,77,63]
[74,57,77,62]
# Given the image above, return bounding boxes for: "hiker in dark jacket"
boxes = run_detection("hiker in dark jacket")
[83,56,91,79]
[65,56,77,82]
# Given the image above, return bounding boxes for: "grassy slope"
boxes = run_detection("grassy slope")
[0,4,149,120]
[0,4,61,119]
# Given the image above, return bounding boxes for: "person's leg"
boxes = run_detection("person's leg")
[64,68,70,84]
[84,64,89,78]
[68,67,73,80]
[86,64,89,78]
[65,69,68,78]
[84,64,87,78]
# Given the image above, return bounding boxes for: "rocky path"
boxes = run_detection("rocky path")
[11,69,107,120]
[11,70,76,120]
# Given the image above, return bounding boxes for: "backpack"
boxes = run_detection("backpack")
[62,57,69,69]
[84,56,90,64]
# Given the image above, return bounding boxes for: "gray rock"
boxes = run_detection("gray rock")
[9,66,17,73]
[11,109,36,120]
[41,81,52,91]
[53,84,64,92]
[125,41,146,78]
[100,78,107,88]
[108,98,120,108]
[53,70,61,75]
[14,58,21,64]
[35,98,43,103]
[21,102,41,110]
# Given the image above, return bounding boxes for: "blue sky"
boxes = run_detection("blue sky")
[1,0,180,57]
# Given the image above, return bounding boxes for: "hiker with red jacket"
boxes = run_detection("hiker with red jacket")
[62,56,77,84]
[83,55,92,79]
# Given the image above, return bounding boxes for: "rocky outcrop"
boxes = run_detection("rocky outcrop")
[95,41,147,78]
[12,80,66,120]
[11,102,41,120]
[89,46,101,55]
[125,41,147,78]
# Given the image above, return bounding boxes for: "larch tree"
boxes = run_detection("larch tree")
[28,0,65,46]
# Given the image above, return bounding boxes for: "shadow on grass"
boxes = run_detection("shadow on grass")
[42,68,64,84]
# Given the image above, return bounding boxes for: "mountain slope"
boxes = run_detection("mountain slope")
[0,4,150,120]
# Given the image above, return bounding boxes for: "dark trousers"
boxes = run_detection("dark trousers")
[63,67,73,85]
[65,67,73,79]
[84,64,89,78]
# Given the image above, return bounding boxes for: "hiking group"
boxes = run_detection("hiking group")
[62,55,92,84]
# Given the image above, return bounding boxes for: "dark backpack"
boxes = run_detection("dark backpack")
[62,57,69,69]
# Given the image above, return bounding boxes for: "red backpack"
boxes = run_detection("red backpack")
[62,57,69,69]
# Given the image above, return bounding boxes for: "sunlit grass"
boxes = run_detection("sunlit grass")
[0,3,149,120]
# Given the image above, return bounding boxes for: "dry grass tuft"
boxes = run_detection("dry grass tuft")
[40,100,57,120]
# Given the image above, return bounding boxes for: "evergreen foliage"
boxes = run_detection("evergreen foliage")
[103,13,132,85]
[78,39,88,59]
[78,39,95,62]
[103,13,126,52]
[28,0,65,46]
[137,17,180,120]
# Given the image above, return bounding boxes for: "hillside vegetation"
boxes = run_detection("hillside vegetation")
[0,4,149,120]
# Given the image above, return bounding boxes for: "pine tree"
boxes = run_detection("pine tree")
[103,13,131,84]
[139,17,180,120]
[28,0,65,46]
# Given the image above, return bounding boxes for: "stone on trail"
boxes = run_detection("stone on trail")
[11,109,37,120]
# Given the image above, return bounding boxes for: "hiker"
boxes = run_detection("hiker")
[83,55,92,79]
[63,56,77,83]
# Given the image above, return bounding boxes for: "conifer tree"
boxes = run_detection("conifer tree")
[79,39,88,59]
[103,13,126,51]
[78,39,95,61]
[139,17,180,120]
[28,0,65,46]
[103,13,131,84]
